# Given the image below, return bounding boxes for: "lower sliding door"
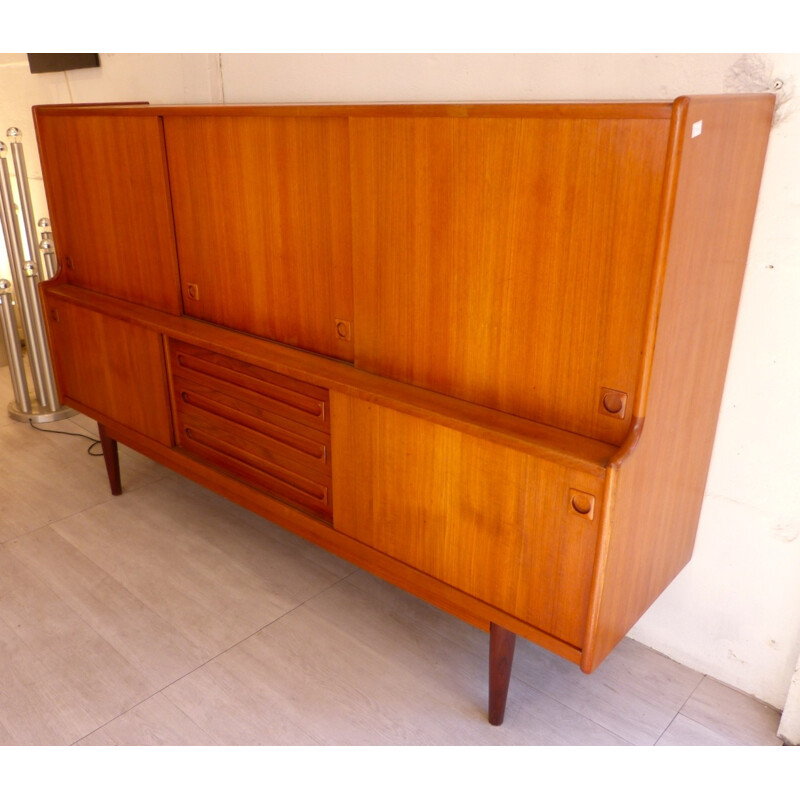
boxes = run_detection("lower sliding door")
[330,392,603,648]
[42,296,173,446]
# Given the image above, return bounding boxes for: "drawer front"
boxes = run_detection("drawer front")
[331,392,604,648]
[170,341,329,432]
[178,417,332,520]
[170,340,332,521]
[174,377,330,472]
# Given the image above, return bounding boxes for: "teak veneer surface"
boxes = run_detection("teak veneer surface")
[33,96,774,723]
[45,300,173,446]
[582,94,776,670]
[34,113,182,314]
[350,115,669,443]
[43,284,616,476]
[33,102,675,119]
[332,394,603,648]
[164,116,354,361]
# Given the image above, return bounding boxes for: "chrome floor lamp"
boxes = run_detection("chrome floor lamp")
[0,126,74,423]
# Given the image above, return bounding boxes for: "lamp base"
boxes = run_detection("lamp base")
[8,399,78,423]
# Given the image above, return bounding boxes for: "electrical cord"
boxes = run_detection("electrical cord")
[28,419,104,457]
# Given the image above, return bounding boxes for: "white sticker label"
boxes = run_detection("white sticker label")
[691,120,703,138]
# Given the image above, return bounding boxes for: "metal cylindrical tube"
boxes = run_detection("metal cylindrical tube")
[23,261,58,411]
[9,135,57,408]
[0,279,31,414]
[0,143,47,405]
[7,130,40,272]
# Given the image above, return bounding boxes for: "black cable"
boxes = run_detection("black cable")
[28,419,104,457]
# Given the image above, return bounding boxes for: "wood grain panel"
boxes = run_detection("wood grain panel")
[168,340,333,520]
[173,378,330,466]
[332,392,603,647]
[350,115,670,444]
[582,94,776,670]
[41,297,173,446]
[164,116,354,361]
[176,418,333,522]
[174,383,330,471]
[33,111,181,313]
[29,98,776,698]
[44,283,616,474]
[33,102,673,120]
[169,341,330,432]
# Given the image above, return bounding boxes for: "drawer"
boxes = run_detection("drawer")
[169,341,329,432]
[169,339,332,521]
[174,377,330,472]
[178,417,332,521]
[176,400,330,483]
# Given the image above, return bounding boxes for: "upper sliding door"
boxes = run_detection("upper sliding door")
[164,115,354,362]
[35,110,182,314]
[349,110,672,444]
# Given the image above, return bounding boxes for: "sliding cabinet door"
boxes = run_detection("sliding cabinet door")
[35,111,181,313]
[164,115,354,361]
[350,113,670,444]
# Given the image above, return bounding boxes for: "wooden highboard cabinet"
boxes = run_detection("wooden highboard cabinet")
[34,95,774,724]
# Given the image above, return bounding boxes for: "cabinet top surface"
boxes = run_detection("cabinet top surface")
[32,94,776,120]
[33,100,679,119]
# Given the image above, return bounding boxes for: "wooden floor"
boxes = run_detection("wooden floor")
[0,367,783,746]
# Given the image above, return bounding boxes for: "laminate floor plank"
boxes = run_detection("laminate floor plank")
[0,547,154,744]
[0,614,91,745]
[163,660,324,745]
[341,571,703,745]
[164,578,627,746]
[0,415,167,542]
[48,477,351,655]
[674,675,783,746]
[656,713,738,745]
[77,693,219,746]
[507,636,705,745]
[151,474,356,590]
[5,526,210,687]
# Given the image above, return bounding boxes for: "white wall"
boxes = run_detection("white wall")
[2,52,798,714]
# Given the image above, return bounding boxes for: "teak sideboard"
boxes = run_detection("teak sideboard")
[33,95,774,724]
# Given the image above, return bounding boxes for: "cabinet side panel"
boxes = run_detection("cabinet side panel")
[34,111,182,314]
[351,116,670,444]
[583,95,775,670]
[332,392,602,648]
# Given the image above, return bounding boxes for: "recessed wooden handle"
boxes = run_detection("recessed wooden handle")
[569,490,596,520]
[599,387,628,419]
[335,318,352,341]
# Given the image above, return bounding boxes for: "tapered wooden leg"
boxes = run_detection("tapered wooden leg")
[97,423,122,496]
[488,622,516,725]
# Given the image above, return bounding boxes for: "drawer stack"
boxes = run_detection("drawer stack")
[169,341,333,521]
